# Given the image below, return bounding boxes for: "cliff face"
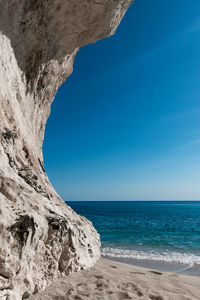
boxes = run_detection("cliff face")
[0,1,133,299]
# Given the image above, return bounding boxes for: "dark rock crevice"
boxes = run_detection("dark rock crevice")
[8,215,36,248]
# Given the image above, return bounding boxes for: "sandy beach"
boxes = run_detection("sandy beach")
[30,258,200,300]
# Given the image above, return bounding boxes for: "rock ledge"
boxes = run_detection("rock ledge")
[0,1,133,299]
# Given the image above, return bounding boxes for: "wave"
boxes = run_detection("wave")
[101,246,200,265]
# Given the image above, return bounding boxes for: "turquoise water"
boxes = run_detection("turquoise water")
[68,201,200,269]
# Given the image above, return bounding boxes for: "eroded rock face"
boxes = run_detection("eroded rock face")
[0,1,133,299]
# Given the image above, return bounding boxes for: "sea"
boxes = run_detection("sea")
[68,201,200,275]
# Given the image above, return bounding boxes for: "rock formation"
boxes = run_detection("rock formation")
[0,1,133,299]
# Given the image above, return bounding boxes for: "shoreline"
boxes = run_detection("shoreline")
[103,255,200,275]
[30,258,200,299]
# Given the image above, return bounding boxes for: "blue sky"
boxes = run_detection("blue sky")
[44,0,200,201]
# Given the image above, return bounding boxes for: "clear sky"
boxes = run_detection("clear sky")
[44,0,200,201]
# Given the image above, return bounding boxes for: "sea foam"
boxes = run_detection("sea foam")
[101,246,200,265]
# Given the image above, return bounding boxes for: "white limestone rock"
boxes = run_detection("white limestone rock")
[0,0,133,298]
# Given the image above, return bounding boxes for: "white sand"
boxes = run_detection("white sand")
[30,258,200,300]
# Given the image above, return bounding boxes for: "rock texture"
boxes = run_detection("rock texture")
[0,1,133,299]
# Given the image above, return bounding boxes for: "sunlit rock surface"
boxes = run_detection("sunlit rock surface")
[0,1,133,298]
